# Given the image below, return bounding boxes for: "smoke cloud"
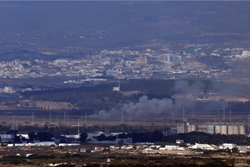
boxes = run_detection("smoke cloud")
[91,95,194,119]
[91,80,249,118]
[174,80,205,97]
[92,95,174,118]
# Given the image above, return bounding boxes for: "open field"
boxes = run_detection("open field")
[0,114,248,132]
[0,145,248,166]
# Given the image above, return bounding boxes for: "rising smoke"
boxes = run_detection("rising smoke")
[91,80,206,118]
[91,80,250,118]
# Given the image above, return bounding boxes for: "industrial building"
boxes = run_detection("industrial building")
[204,123,245,135]
[177,122,186,134]
[186,124,197,133]
[176,122,246,136]
[159,54,184,65]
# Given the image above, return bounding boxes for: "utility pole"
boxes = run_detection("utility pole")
[12,116,14,130]
[64,112,66,124]
[183,106,185,121]
[121,107,124,123]
[67,114,69,126]
[223,104,225,122]
[217,109,220,121]
[248,115,250,134]
[85,112,87,126]
[15,118,17,130]
[49,112,51,124]
[78,119,80,135]
[32,112,34,125]
[129,112,131,124]
[192,105,195,119]
[230,109,232,122]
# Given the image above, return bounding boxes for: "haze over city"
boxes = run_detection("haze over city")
[0,1,250,166]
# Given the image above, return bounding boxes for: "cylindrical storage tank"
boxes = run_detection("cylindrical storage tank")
[239,125,245,135]
[206,125,214,134]
[228,125,234,135]
[197,125,207,133]
[186,125,197,133]
[221,125,227,135]
[215,125,222,134]
[233,126,239,135]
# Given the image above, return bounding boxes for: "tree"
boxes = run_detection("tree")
[118,139,124,146]
[80,133,87,142]
[28,132,35,142]
[232,147,239,153]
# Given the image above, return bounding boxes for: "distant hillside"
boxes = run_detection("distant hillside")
[20,79,250,116]
[0,2,250,49]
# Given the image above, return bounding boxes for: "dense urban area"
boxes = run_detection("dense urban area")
[1,1,250,166]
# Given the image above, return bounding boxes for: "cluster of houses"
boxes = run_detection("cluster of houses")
[1,130,250,154]
[88,141,250,154]
[139,141,250,154]
[0,130,133,147]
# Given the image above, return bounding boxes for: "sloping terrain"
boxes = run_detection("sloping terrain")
[0,1,250,49]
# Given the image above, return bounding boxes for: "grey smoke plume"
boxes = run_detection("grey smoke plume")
[91,95,193,118]
[174,80,205,97]
[92,95,173,118]
[92,80,242,118]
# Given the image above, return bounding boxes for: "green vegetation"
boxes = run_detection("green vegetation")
[22,80,176,111]
[19,79,250,116]
[164,132,250,145]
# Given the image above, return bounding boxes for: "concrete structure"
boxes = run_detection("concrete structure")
[159,54,184,65]
[239,125,245,135]
[113,81,120,91]
[215,125,222,134]
[234,126,239,135]
[136,57,147,65]
[237,146,250,153]
[169,127,177,135]
[177,122,186,134]
[197,125,207,133]
[113,86,120,91]
[165,145,184,151]
[186,124,197,133]
[87,137,132,144]
[206,124,214,134]
[3,86,13,93]
[220,143,237,150]
[176,139,184,144]
[200,123,246,136]
[227,125,239,135]
[8,141,57,147]
[1,134,14,143]
[227,125,234,135]
[188,143,217,150]
[221,125,227,135]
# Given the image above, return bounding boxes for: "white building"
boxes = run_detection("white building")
[219,143,237,150]
[236,51,250,58]
[188,143,217,150]
[165,145,184,150]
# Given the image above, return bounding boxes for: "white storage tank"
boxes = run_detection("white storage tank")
[227,125,234,135]
[206,124,214,134]
[233,125,239,135]
[221,125,227,135]
[215,125,222,134]
[197,125,207,133]
[239,125,245,135]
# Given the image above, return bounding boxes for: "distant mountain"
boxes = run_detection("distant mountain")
[0,1,250,49]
